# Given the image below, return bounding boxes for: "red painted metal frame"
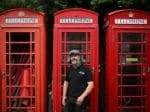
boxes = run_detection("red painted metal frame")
[0,66,2,112]
[147,31,150,112]
[53,8,99,112]
[104,9,150,112]
[0,8,47,112]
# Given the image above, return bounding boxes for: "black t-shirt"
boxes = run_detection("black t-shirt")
[65,64,93,97]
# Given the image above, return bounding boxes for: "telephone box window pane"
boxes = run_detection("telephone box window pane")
[122,65,141,74]
[62,44,65,52]
[61,54,67,64]
[6,87,10,96]
[121,87,142,96]
[10,32,30,42]
[142,77,146,85]
[118,76,121,85]
[32,43,35,52]
[6,54,9,64]
[11,70,19,85]
[66,44,86,52]
[87,32,90,41]
[6,65,9,74]
[6,98,10,107]
[143,33,146,42]
[118,66,121,74]
[10,44,30,53]
[118,33,121,42]
[11,87,20,96]
[122,33,142,42]
[118,55,142,64]
[118,66,142,74]
[120,108,144,112]
[86,54,91,63]
[81,54,90,63]
[66,32,86,41]
[122,44,142,53]
[32,55,35,63]
[120,97,144,106]
[10,66,26,85]
[6,32,9,42]
[6,76,9,86]
[6,44,9,53]
[31,32,35,42]
[118,44,121,53]
[122,76,142,85]
[10,98,31,107]
[118,76,144,85]
[62,32,65,41]
[143,44,146,53]
[61,66,65,75]
[11,55,30,64]
[87,44,90,52]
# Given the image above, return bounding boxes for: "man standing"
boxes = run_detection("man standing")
[62,49,94,112]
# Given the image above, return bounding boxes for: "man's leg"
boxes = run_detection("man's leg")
[75,99,88,112]
[75,105,88,112]
[74,105,82,112]
[64,101,74,112]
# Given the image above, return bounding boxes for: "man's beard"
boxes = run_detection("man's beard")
[71,59,78,64]
[71,59,81,68]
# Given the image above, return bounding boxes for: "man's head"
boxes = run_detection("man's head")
[69,49,81,65]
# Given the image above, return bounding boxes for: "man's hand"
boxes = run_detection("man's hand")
[76,81,94,106]
[62,81,68,106]
[62,96,67,106]
[76,96,84,106]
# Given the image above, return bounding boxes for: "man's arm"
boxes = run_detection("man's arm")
[76,81,94,105]
[62,81,69,106]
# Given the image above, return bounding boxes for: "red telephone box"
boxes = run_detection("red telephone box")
[104,9,150,112]
[52,8,99,112]
[0,8,47,112]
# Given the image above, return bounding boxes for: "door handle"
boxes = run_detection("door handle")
[144,65,150,73]
[98,65,101,72]
[0,72,6,78]
[91,67,95,73]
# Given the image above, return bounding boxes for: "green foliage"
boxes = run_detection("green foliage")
[115,0,146,8]
[90,0,113,10]
[91,0,113,6]
[44,0,91,14]
[0,0,44,12]
[91,0,150,11]
[0,0,149,13]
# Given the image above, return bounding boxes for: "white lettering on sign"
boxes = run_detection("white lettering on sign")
[60,18,93,23]
[115,19,147,24]
[5,17,38,24]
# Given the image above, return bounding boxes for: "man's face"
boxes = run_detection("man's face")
[70,54,80,65]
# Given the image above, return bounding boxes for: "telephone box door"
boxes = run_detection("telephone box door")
[53,28,99,112]
[1,29,40,112]
[114,30,150,112]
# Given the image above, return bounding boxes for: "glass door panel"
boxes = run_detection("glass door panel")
[117,32,146,112]
[4,32,36,112]
[61,31,92,111]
